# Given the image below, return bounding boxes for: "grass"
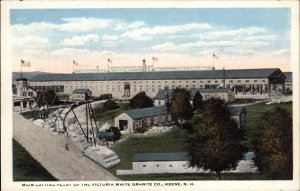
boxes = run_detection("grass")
[93,103,130,124]
[244,102,292,148]
[109,127,189,175]
[13,139,57,181]
[231,98,260,104]
[119,172,266,181]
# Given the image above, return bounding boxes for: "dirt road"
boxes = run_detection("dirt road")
[13,112,119,181]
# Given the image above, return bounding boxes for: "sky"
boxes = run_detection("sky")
[10,8,291,73]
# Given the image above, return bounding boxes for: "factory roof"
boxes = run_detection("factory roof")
[72,88,91,94]
[133,152,189,162]
[119,106,168,119]
[30,68,284,81]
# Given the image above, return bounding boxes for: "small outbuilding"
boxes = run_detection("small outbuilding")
[230,106,247,128]
[70,88,92,101]
[114,106,172,134]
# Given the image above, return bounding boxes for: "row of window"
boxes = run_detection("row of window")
[31,79,267,86]
[142,164,187,168]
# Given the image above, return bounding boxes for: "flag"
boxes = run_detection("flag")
[73,60,78,66]
[21,60,31,67]
[108,59,112,63]
[213,53,219,60]
[152,57,158,62]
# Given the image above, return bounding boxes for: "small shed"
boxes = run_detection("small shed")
[71,88,92,101]
[230,106,247,128]
[114,106,172,134]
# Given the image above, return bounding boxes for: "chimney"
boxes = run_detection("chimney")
[142,59,146,72]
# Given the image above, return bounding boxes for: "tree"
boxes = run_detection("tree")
[103,99,118,110]
[35,89,59,107]
[188,98,245,180]
[253,107,292,179]
[170,88,193,126]
[129,92,153,109]
[192,91,203,112]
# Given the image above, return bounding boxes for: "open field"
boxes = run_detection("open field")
[13,139,57,181]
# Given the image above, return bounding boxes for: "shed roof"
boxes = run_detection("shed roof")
[96,131,114,138]
[133,152,189,162]
[122,106,168,119]
[229,106,246,116]
[283,72,292,82]
[30,68,283,81]
[72,88,91,94]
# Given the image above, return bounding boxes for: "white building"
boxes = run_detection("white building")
[116,152,203,175]
[114,106,172,134]
[116,151,257,175]
[28,68,287,99]
[70,88,92,101]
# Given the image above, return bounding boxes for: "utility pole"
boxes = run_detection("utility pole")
[223,67,226,89]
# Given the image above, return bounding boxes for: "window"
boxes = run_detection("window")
[172,81,175,83]
[143,165,146,167]
[237,80,241,83]
[200,81,203,83]
[229,80,233,83]
[158,100,161,105]
[192,81,195,83]
[156,164,159,167]
[207,81,211,83]
[193,85,195,89]
[182,164,186,167]
[169,164,173,167]
[23,92,26,96]
[254,80,257,82]
[186,85,188,88]
[158,85,161,89]
[262,80,266,82]
[215,80,218,83]
[245,80,250,83]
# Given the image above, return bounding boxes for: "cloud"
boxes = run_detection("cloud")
[59,17,115,32]
[13,35,49,48]
[62,34,99,46]
[128,21,146,29]
[122,23,212,41]
[102,34,119,41]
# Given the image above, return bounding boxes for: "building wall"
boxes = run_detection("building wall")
[117,161,204,175]
[114,113,134,134]
[29,77,277,100]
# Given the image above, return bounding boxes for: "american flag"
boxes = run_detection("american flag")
[213,53,219,60]
[152,57,158,62]
[73,60,79,66]
[21,60,31,67]
[108,59,112,63]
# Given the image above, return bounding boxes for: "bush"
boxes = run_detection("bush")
[129,92,153,109]
[103,99,118,110]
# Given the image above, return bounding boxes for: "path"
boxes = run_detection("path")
[13,112,119,181]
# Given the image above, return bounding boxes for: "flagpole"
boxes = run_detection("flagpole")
[21,60,23,78]
[213,54,214,69]
[20,60,23,77]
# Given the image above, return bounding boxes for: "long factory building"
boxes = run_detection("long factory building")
[27,68,287,99]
